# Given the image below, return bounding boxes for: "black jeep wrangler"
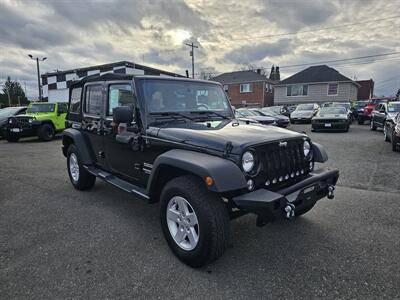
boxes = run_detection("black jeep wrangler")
[62,73,339,267]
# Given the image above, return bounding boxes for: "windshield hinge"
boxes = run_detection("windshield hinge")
[224,141,233,156]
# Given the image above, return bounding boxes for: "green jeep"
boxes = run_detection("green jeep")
[5,102,68,142]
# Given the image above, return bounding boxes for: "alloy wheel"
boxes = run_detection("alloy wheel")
[69,153,80,182]
[166,196,199,251]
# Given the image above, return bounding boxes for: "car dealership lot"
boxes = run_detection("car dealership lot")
[1,125,399,299]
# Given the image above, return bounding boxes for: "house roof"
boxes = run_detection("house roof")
[279,65,357,85]
[210,70,274,84]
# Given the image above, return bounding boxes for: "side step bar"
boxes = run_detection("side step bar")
[84,166,149,201]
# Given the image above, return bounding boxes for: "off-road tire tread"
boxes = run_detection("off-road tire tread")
[38,123,55,141]
[160,175,230,267]
[67,145,96,190]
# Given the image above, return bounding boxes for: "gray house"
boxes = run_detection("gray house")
[274,65,360,105]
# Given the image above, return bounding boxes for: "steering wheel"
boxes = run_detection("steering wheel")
[197,103,209,110]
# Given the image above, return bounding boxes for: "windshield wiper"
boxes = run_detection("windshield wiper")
[189,110,231,120]
[149,111,195,122]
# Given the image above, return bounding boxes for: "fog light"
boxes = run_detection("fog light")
[265,180,270,186]
[272,178,277,184]
[296,171,299,176]
[247,179,255,191]
[285,174,289,180]
[279,176,283,182]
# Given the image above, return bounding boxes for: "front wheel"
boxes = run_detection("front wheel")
[67,145,96,190]
[160,175,230,268]
[384,125,389,142]
[38,123,55,141]
[370,120,377,131]
[6,134,20,142]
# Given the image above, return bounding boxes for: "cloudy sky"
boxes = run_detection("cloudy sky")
[0,0,399,98]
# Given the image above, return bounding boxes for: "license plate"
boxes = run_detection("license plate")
[11,128,21,132]
[325,123,332,127]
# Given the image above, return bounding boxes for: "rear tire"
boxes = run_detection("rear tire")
[160,175,230,268]
[67,144,96,190]
[38,123,55,141]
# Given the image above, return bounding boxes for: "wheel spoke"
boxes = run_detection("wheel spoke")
[167,208,181,223]
[186,213,198,225]
[174,226,186,243]
[186,227,198,245]
[176,197,189,215]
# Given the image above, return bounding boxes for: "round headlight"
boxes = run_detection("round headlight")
[242,151,255,173]
[303,140,311,157]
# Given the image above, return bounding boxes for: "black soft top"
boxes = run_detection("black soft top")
[70,73,134,89]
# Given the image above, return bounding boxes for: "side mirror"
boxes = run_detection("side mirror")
[113,106,133,124]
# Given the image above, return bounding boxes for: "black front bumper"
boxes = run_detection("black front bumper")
[232,168,339,222]
[312,121,348,131]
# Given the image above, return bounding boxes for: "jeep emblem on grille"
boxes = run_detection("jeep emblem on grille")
[279,141,287,147]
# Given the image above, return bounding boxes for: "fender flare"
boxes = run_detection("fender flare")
[62,128,95,165]
[312,142,328,163]
[31,119,55,130]
[147,149,247,195]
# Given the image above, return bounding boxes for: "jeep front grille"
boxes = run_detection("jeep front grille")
[15,117,32,129]
[254,139,312,189]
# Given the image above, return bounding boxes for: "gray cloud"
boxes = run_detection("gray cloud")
[224,39,293,64]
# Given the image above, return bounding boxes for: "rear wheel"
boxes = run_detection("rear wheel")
[38,123,55,141]
[67,144,96,190]
[160,175,230,268]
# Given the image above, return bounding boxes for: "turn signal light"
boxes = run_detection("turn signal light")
[205,176,214,186]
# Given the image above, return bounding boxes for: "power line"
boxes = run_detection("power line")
[212,15,400,42]
[279,51,400,69]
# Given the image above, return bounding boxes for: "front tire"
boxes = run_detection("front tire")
[6,134,20,142]
[38,123,55,141]
[67,144,96,190]
[160,175,230,268]
[370,120,377,131]
[384,124,389,142]
[393,133,399,152]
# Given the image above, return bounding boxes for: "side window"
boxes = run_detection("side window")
[70,87,82,113]
[85,85,103,115]
[108,84,136,116]
[58,103,68,114]
[375,104,381,111]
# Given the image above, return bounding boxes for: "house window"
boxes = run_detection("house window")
[223,85,228,92]
[266,83,272,92]
[240,83,252,93]
[328,83,338,95]
[287,84,308,96]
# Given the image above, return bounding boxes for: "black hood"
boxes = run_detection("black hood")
[151,121,305,154]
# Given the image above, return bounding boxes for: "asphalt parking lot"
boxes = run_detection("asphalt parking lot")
[1,123,399,299]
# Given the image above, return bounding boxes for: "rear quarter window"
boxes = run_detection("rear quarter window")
[70,87,82,113]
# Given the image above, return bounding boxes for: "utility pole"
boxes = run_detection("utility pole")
[185,42,198,79]
[28,54,47,101]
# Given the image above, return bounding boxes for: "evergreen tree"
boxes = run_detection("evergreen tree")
[275,66,280,81]
[1,77,28,107]
[269,65,275,80]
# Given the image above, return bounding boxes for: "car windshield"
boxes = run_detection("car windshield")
[0,107,21,117]
[27,103,55,113]
[387,103,400,113]
[141,80,233,118]
[320,107,346,114]
[296,104,314,111]
[236,109,256,117]
[333,103,350,110]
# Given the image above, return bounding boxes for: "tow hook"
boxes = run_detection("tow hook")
[284,203,295,220]
[327,185,335,199]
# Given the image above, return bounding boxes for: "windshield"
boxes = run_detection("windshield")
[333,103,350,110]
[141,80,233,117]
[320,107,346,115]
[0,107,21,118]
[296,104,314,111]
[27,103,55,113]
[236,109,256,117]
[387,103,400,113]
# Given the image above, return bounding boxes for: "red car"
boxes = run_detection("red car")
[358,99,388,124]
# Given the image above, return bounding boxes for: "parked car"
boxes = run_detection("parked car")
[252,108,290,128]
[332,102,353,122]
[352,100,369,124]
[359,99,387,125]
[0,106,27,138]
[62,73,339,267]
[371,101,400,131]
[4,102,68,142]
[236,108,276,125]
[384,112,400,152]
[265,105,291,117]
[311,107,350,132]
[290,103,319,123]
